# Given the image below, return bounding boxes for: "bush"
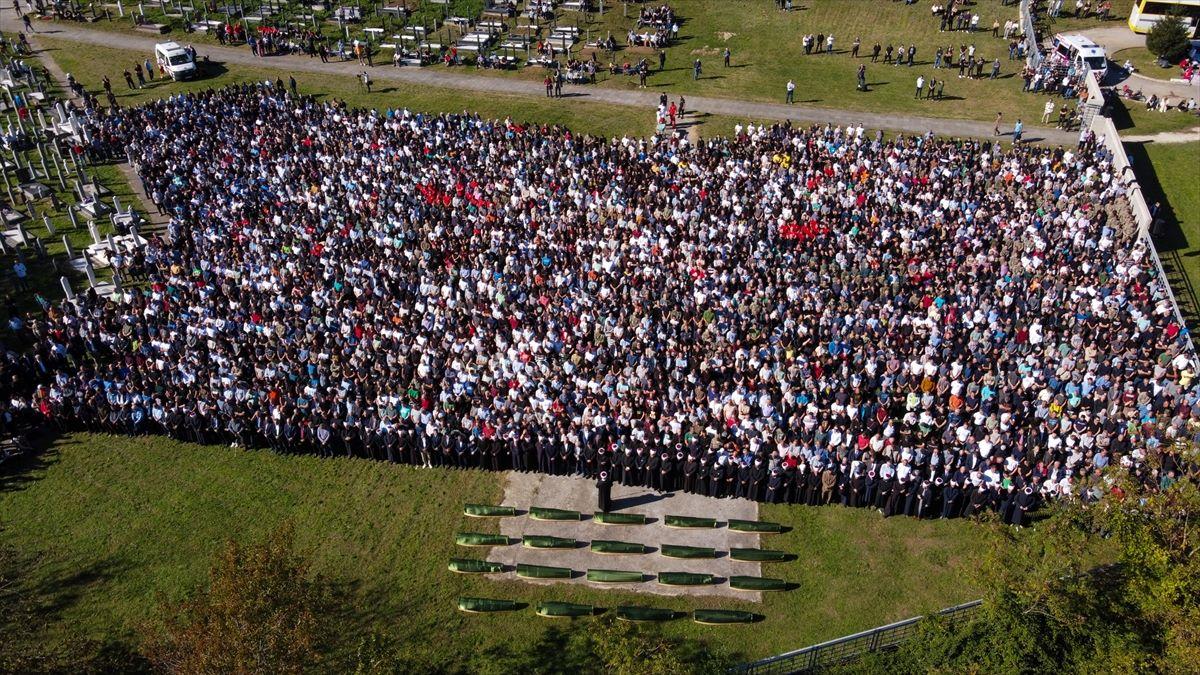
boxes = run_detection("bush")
[138,523,334,675]
[1145,15,1191,64]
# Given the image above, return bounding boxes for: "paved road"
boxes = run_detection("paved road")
[1079,26,1200,100]
[28,23,1082,143]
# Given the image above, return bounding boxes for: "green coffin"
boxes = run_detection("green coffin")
[455,532,510,547]
[664,514,718,528]
[530,506,582,521]
[727,518,784,533]
[536,601,594,618]
[590,540,647,555]
[593,512,647,525]
[463,504,517,518]
[693,609,758,625]
[616,606,679,622]
[448,558,504,574]
[729,575,790,592]
[517,563,573,579]
[729,548,790,563]
[661,544,717,559]
[657,571,714,586]
[522,535,577,549]
[458,597,520,613]
[587,568,644,583]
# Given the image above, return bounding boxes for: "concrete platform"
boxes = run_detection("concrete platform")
[486,472,764,600]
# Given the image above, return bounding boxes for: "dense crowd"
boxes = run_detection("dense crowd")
[0,84,1194,525]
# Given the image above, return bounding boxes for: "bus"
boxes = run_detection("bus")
[1128,0,1200,35]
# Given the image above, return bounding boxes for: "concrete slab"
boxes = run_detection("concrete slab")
[486,472,763,600]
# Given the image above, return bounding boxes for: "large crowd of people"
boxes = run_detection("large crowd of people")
[0,83,1193,525]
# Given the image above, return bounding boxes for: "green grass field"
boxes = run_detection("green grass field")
[1111,46,1178,81]
[36,37,673,139]
[0,433,992,669]
[1127,141,1200,319]
[49,0,1115,128]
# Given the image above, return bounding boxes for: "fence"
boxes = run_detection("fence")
[1020,0,1042,68]
[1081,67,1105,127]
[731,600,982,675]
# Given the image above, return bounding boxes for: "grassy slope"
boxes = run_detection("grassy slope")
[0,433,992,668]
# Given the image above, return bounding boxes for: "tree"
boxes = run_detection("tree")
[589,615,704,675]
[351,616,729,675]
[1146,15,1191,64]
[844,447,1199,673]
[139,523,334,674]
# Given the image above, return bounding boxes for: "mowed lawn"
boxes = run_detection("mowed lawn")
[0,433,992,669]
[35,38,672,139]
[48,0,1101,127]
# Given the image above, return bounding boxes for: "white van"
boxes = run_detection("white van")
[154,42,196,81]
[1050,34,1109,81]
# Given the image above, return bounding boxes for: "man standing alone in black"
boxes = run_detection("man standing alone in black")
[597,470,613,513]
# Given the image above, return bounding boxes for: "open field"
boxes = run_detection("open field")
[32,0,1106,127]
[1113,102,1200,136]
[0,433,993,669]
[36,37,678,138]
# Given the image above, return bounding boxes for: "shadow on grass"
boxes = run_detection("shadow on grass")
[0,428,66,494]
[1123,140,1200,324]
[1108,98,1138,132]
[0,537,148,672]
[1125,141,1184,251]
[35,553,134,621]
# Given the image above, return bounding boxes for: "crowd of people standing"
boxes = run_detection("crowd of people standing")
[0,83,1193,526]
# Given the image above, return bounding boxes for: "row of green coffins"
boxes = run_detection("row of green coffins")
[449,560,790,591]
[457,598,759,623]
[463,505,783,533]
[456,534,790,562]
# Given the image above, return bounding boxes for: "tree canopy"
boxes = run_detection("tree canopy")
[138,524,334,675]
[844,446,1199,673]
[1146,15,1191,63]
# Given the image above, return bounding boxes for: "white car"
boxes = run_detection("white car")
[154,42,196,81]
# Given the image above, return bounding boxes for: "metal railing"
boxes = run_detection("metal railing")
[1081,69,1105,128]
[1020,0,1042,68]
[732,600,982,675]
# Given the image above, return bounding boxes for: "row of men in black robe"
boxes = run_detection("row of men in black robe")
[46,403,1039,525]
[591,447,1040,526]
